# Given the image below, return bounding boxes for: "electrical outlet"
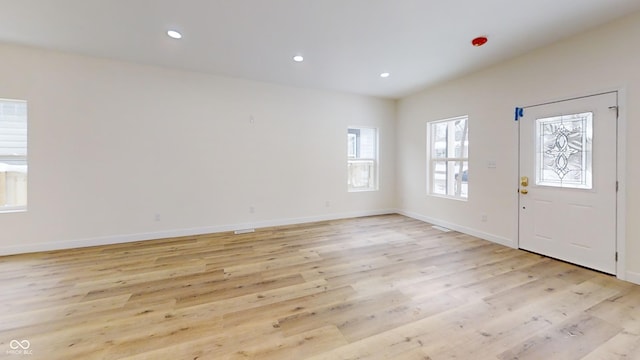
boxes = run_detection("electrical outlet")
[481,214,488,222]
[155,213,161,222]
[325,201,331,207]
[249,206,255,214]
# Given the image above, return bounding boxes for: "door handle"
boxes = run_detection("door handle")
[520,176,529,187]
[520,189,528,195]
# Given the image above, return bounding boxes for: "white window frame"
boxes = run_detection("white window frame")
[427,115,468,200]
[348,126,378,192]
[0,98,28,213]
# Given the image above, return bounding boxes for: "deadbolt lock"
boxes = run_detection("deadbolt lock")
[520,176,529,187]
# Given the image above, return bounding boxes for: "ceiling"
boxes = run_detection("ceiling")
[0,1,639,99]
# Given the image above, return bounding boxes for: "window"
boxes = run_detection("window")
[427,116,468,199]
[348,127,378,192]
[0,99,28,211]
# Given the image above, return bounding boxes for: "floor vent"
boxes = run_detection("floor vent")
[234,229,255,234]
[432,225,452,232]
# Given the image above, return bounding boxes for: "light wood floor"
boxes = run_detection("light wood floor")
[1,214,639,359]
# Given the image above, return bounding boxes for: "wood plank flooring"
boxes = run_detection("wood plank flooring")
[1,214,639,359]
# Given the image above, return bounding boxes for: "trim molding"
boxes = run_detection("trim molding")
[615,87,627,281]
[398,210,516,248]
[625,271,640,286]
[0,209,396,256]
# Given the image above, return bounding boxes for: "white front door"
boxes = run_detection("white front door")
[518,92,618,274]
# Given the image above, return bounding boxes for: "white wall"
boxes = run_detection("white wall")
[397,12,640,280]
[0,43,396,255]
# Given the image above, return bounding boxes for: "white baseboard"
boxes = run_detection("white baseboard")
[625,271,640,285]
[398,210,516,249]
[0,209,396,256]
[8,208,636,286]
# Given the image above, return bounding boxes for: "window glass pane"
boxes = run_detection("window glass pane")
[432,122,448,159]
[536,112,592,189]
[358,128,376,159]
[348,159,375,191]
[451,161,468,198]
[0,99,28,210]
[432,161,447,195]
[347,132,357,158]
[454,118,468,158]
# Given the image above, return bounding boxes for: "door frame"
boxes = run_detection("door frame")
[516,88,627,280]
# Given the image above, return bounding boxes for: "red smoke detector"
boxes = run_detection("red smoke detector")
[471,36,488,47]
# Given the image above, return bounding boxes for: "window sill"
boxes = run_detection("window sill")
[348,188,379,193]
[0,207,27,214]
[428,194,468,202]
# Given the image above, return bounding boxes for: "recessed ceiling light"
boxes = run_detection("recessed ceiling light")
[380,72,390,78]
[293,55,304,62]
[167,30,182,39]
